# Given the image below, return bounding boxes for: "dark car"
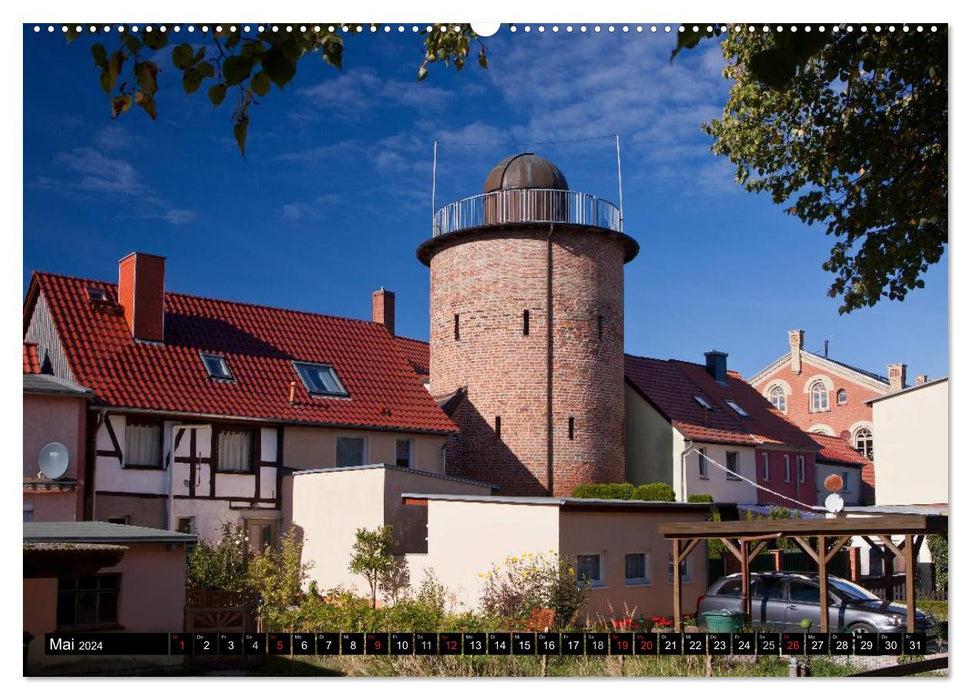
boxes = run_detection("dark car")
[696,572,937,634]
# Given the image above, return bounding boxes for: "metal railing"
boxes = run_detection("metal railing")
[432,189,622,237]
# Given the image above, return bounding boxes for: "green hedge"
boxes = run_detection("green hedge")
[687,494,714,503]
[571,482,674,502]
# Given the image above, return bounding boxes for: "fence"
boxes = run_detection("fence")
[184,588,258,637]
[858,577,947,602]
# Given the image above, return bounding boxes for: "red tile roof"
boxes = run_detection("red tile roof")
[394,335,430,380]
[25,272,456,434]
[811,433,871,467]
[624,354,819,449]
[23,342,41,374]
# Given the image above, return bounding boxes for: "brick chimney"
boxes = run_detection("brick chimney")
[788,329,804,374]
[372,287,395,336]
[915,374,928,386]
[888,363,907,391]
[118,252,165,342]
[705,350,728,384]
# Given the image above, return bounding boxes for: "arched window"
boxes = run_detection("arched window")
[768,385,787,413]
[854,428,873,460]
[836,389,848,404]
[810,381,829,412]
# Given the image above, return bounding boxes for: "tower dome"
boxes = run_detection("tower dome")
[483,153,569,193]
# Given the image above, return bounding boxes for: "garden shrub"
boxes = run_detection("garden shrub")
[632,483,676,501]
[479,551,588,628]
[571,482,635,499]
[687,493,714,503]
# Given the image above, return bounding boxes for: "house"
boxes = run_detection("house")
[749,329,907,462]
[400,493,712,620]
[866,378,949,507]
[23,521,195,673]
[625,351,821,508]
[23,342,92,522]
[811,433,873,506]
[23,254,456,544]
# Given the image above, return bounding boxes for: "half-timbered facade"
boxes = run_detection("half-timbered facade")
[23,253,457,544]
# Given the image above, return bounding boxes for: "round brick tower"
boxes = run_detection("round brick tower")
[418,153,639,496]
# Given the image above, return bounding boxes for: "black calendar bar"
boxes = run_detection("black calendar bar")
[43,631,929,656]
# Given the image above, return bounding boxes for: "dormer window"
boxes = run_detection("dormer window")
[87,287,106,301]
[725,399,749,417]
[201,353,234,381]
[294,361,348,397]
[694,396,714,410]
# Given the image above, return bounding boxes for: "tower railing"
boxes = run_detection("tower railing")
[432,189,622,237]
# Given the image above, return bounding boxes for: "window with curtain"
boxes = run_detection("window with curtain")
[726,451,740,480]
[698,448,708,479]
[854,428,874,460]
[125,421,162,468]
[668,552,691,582]
[336,437,365,467]
[810,381,829,411]
[576,554,602,586]
[217,429,253,472]
[769,385,787,413]
[625,553,649,585]
[395,439,412,468]
[57,574,120,627]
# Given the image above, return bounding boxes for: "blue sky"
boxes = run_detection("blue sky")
[22,25,949,380]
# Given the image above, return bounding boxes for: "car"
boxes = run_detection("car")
[696,572,937,635]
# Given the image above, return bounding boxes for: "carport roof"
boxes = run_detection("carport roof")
[402,493,714,513]
[23,521,197,544]
[660,513,947,539]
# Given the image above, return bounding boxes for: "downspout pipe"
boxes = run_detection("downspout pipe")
[680,440,694,503]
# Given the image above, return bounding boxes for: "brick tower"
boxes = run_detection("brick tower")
[418,153,639,496]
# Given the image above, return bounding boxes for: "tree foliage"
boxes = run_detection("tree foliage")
[71,23,488,155]
[185,521,249,591]
[927,533,947,591]
[247,525,313,629]
[695,25,946,313]
[348,525,398,608]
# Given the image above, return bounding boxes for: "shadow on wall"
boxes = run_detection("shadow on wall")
[445,397,548,496]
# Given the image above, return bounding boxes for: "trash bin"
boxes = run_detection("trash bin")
[703,610,743,633]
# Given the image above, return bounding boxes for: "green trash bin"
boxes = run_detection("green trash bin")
[703,610,743,633]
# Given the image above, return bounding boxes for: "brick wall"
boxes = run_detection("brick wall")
[429,226,627,496]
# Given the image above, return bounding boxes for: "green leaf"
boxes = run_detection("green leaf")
[134,91,157,119]
[141,27,168,50]
[182,68,203,94]
[261,48,296,88]
[478,47,488,70]
[233,115,249,156]
[223,55,254,85]
[100,50,124,94]
[250,71,271,97]
[121,33,141,54]
[197,62,216,79]
[194,46,207,64]
[135,61,159,95]
[111,95,133,118]
[208,83,228,107]
[91,43,108,67]
[172,43,194,70]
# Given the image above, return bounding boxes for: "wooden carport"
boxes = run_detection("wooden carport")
[661,514,947,633]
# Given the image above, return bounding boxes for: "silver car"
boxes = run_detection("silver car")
[697,572,937,634]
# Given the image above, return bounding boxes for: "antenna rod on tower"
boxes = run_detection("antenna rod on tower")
[615,134,624,231]
[431,141,439,235]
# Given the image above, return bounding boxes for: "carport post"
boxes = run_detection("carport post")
[904,535,916,633]
[817,536,829,633]
[672,539,682,632]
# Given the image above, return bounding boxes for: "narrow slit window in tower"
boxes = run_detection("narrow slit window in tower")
[523,309,530,336]
[454,314,460,341]
[568,416,575,440]
[495,416,501,438]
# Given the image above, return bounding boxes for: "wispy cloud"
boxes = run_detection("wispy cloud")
[295,68,454,122]
[280,193,344,222]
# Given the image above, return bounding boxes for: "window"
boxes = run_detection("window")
[106,516,130,525]
[217,429,253,473]
[784,455,792,483]
[768,385,787,413]
[694,396,714,410]
[494,416,501,438]
[752,578,785,600]
[395,439,412,469]
[668,553,691,582]
[454,314,460,340]
[124,420,162,469]
[698,448,708,479]
[788,580,819,604]
[725,399,749,417]
[836,389,848,405]
[293,362,348,397]
[841,471,850,493]
[797,455,806,483]
[726,451,740,480]
[87,287,106,301]
[176,517,195,534]
[201,353,233,381]
[810,381,829,412]
[336,436,366,467]
[246,519,278,555]
[854,428,873,460]
[762,453,770,481]
[523,309,530,336]
[597,314,604,341]
[625,553,649,585]
[576,554,603,587]
[568,416,575,440]
[57,574,120,628]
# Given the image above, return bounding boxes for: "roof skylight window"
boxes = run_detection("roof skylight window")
[694,396,714,410]
[88,287,106,301]
[293,361,348,397]
[725,399,750,417]
[201,353,234,381]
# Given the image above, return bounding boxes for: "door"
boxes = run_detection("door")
[246,519,278,555]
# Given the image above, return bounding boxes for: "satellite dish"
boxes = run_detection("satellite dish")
[825,493,845,515]
[39,442,69,480]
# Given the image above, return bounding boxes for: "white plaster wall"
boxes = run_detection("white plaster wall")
[675,434,759,503]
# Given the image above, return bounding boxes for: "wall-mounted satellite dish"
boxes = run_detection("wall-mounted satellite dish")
[824,492,845,515]
[39,442,69,480]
